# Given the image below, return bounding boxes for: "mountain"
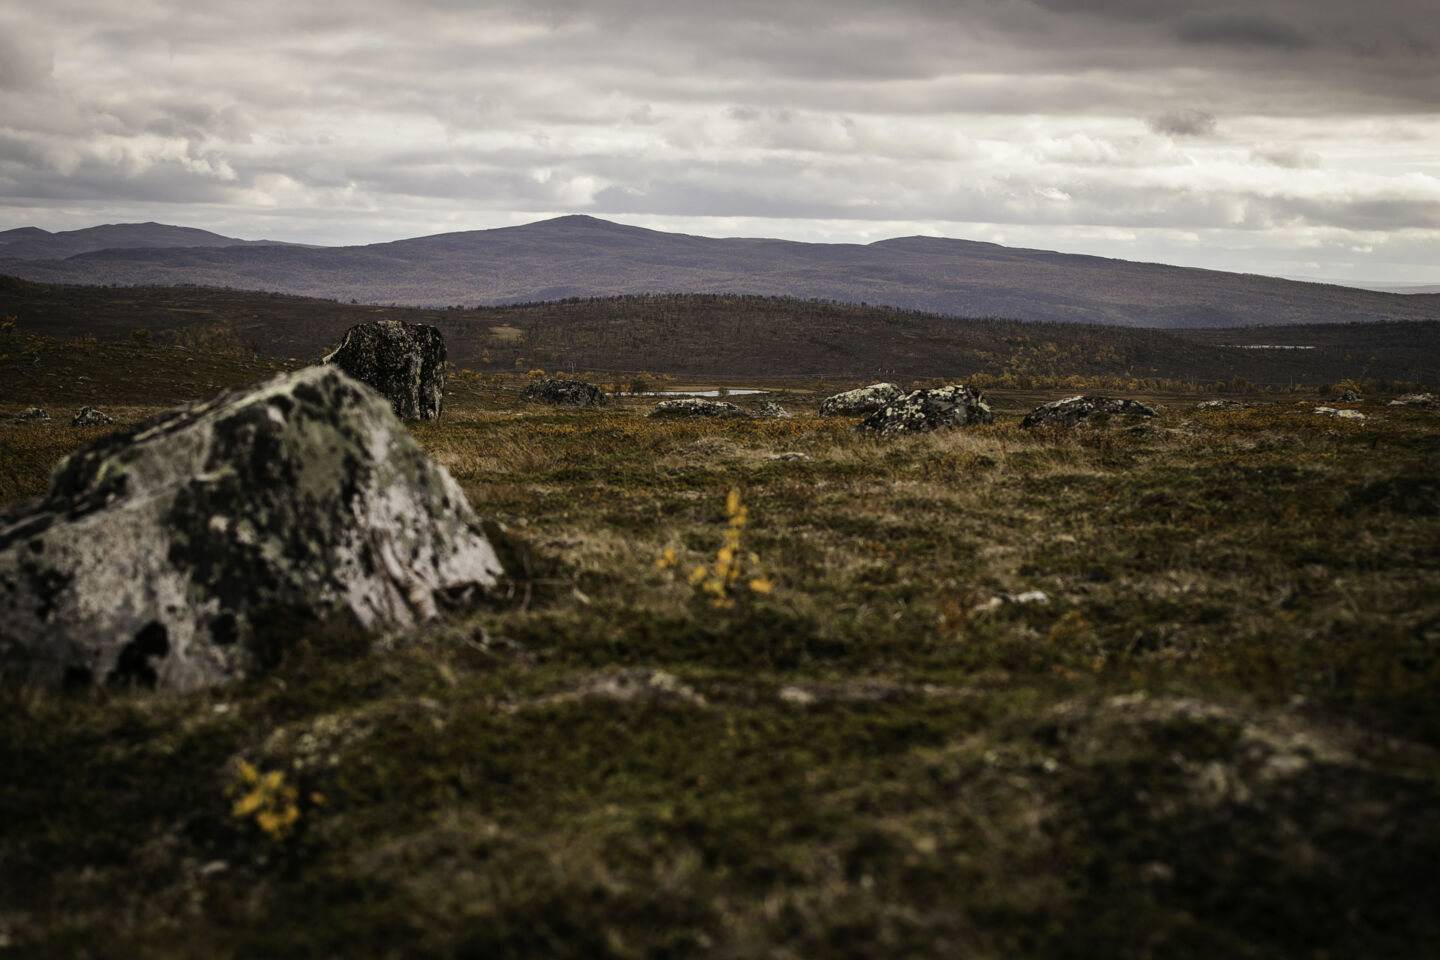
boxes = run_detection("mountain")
[3,214,1437,328]
[0,222,299,261]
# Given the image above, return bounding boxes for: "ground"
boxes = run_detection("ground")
[1,348,1438,958]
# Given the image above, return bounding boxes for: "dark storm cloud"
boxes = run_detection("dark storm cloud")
[1175,13,1312,50]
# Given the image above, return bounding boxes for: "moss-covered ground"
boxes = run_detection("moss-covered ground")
[2,352,1438,958]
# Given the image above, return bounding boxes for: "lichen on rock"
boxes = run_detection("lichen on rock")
[0,366,503,692]
[519,377,607,407]
[751,400,792,418]
[650,398,746,418]
[819,382,901,417]
[857,384,993,436]
[322,319,446,421]
[71,406,115,426]
[1021,396,1158,429]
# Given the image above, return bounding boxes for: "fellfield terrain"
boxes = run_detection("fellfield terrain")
[4,215,1439,327]
[0,295,1437,956]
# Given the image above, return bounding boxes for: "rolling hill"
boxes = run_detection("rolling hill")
[0,222,301,261]
[2,215,1437,328]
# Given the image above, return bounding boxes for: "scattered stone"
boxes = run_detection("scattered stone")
[857,384,993,436]
[767,452,809,462]
[517,669,707,710]
[518,377,607,407]
[818,382,902,417]
[0,366,503,692]
[1389,393,1438,408]
[1195,399,1247,410]
[70,406,115,426]
[651,398,746,418]
[971,590,1051,615]
[751,400,792,418]
[322,319,446,421]
[1021,395,1158,429]
[1314,406,1367,420]
[14,408,48,420]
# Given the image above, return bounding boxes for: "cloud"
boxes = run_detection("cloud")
[1174,13,1312,50]
[1148,109,1218,138]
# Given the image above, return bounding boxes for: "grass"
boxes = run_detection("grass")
[1,353,1438,958]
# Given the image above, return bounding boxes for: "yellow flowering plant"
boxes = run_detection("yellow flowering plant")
[228,759,322,841]
[656,488,774,607]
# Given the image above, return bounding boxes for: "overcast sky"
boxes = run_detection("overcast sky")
[1,0,1437,282]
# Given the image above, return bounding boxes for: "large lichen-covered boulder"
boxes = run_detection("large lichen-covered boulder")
[519,377,607,407]
[1021,396,1158,429]
[0,366,503,692]
[819,382,902,417]
[650,398,747,418]
[858,385,993,436]
[323,319,446,421]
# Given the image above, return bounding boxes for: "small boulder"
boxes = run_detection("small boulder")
[1389,393,1438,409]
[819,382,902,417]
[1195,399,1246,410]
[858,384,993,436]
[71,406,115,426]
[1336,388,1362,403]
[751,400,792,418]
[651,398,747,418]
[0,366,503,692]
[519,377,607,407]
[1022,396,1158,429]
[15,408,49,421]
[322,319,446,421]
[1314,406,1367,420]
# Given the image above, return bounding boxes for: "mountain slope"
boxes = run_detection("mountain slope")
[0,222,298,260]
[3,215,1437,328]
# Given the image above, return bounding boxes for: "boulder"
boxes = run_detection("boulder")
[519,377,607,407]
[15,407,48,420]
[322,319,446,421]
[1389,393,1438,409]
[858,384,993,436]
[751,400,792,418]
[1021,396,1158,429]
[0,366,503,692]
[71,406,115,426]
[651,398,747,418]
[819,382,902,417]
[1314,406,1367,420]
[1195,399,1246,410]
[1336,388,1362,403]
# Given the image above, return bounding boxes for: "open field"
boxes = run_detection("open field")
[2,344,1439,957]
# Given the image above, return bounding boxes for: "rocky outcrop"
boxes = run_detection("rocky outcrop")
[1022,396,1158,429]
[71,406,114,426]
[1389,393,1438,409]
[751,400,792,418]
[819,383,901,417]
[651,398,747,418]
[519,377,607,407]
[322,319,446,421]
[15,408,48,420]
[0,366,503,692]
[858,384,993,436]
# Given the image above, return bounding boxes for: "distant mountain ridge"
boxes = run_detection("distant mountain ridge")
[2,214,1437,328]
[0,222,300,261]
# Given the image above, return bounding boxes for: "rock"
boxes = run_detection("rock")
[519,377,607,407]
[751,400,792,418]
[322,319,446,421]
[1195,399,1246,410]
[819,382,902,417]
[1021,395,1158,429]
[14,408,48,420]
[858,384,994,436]
[651,398,746,418]
[1336,388,1362,402]
[767,452,809,462]
[71,406,115,426]
[1389,393,1438,409]
[0,366,503,692]
[1314,406,1367,420]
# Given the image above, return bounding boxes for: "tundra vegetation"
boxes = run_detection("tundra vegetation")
[0,330,1438,958]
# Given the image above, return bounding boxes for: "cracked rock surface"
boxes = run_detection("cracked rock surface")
[323,319,446,421]
[0,366,502,692]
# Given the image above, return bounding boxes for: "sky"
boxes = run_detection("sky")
[1,0,1437,284]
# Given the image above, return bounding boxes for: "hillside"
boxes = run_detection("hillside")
[0,222,299,261]
[2,278,1435,389]
[3,215,1437,328]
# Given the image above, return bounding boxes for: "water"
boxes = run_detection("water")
[643,389,766,397]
